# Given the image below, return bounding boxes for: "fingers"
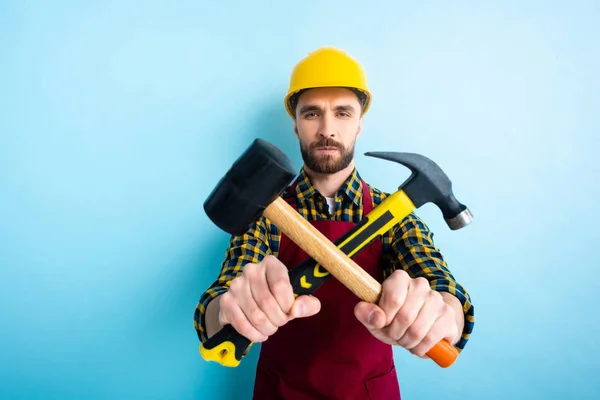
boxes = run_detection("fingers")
[378,270,410,326]
[396,289,444,350]
[264,256,296,317]
[232,270,279,337]
[386,276,430,341]
[218,255,321,344]
[291,294,321,318]
[408,302,457,358]
[354,301,386,330]
[218,290,268,343]
[247,261,290,328]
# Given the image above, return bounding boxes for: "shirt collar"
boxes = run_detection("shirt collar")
[293,166,363,207]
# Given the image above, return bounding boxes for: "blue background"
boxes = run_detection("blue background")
[1,1,599,399]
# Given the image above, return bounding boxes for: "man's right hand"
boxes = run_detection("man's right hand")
[217,255,321,343]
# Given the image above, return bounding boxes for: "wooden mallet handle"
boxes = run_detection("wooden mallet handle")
[263,197,459,368]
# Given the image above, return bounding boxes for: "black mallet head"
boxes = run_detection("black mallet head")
[204,139,297,236]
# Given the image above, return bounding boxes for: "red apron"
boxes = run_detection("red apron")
[252,180,401,400]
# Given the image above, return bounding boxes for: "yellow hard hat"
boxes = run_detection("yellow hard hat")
[284,47,372,118]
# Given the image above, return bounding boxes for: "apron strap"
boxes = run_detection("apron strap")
[283,181,298,207]
[360,179,374,216]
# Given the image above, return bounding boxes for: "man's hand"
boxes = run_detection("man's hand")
[216,255,321,343]
[354,270,460,358]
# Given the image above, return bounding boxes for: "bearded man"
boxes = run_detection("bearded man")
[194,47,475,400]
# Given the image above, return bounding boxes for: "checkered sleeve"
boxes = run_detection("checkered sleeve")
[193,217,272,343]
[387,213,475,351]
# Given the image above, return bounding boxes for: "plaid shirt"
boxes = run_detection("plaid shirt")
[194,167,475,351]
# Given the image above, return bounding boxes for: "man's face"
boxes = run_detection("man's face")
[293,87,363,174]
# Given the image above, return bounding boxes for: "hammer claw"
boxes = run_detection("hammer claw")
[365,151,473,230]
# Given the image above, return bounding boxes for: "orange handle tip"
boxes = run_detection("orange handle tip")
[426,339,458,368]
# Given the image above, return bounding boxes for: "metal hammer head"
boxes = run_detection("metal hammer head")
[204,139,297,235]
[365,152,473,230]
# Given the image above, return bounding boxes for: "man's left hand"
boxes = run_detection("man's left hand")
[354,270,460,358]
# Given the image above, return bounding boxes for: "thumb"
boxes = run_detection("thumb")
[290,295,321,318]
[354,301,386,330]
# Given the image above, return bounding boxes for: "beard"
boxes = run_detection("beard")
[300,137,355,174]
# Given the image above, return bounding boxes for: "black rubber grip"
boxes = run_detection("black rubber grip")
[201,323,252,359]
[288,257,331,295]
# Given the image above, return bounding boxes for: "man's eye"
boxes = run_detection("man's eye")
[304,112,318,118]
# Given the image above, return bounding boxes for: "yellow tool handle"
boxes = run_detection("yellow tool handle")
[337,190,416,259]
[263,196,459,368]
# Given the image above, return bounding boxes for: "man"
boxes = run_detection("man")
[194,47,475,399]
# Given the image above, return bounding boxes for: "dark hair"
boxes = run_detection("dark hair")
[289,87,368,118]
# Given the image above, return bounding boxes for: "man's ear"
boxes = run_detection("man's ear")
[294,120,299,139]
[356,116,364,139]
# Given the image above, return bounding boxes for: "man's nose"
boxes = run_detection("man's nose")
[318,114,335,138]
